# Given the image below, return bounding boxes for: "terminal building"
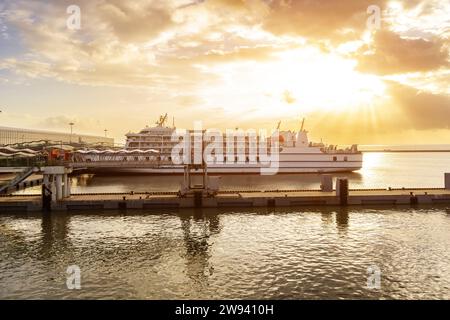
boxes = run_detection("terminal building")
[0,126,114,146]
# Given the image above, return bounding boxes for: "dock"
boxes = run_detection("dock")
[1,188,450,212]
[1,166,449,212]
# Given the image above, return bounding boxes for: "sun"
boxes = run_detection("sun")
[196,47,387,120]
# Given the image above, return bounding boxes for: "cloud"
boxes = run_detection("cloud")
[173,94,203,108]
[98,0,174,43]
[356,30,449,75]
[261,0,387,42]
[282,90,295,104]
[191,45,283,63]
[3,0,447,88]
[38,115,103,134]
[274,80,450,144]
[0,0,282,88]
[0,0,449,145]
[387,81,450,130]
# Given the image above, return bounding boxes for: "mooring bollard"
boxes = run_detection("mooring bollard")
[410,192,418,205]
[445,173,450,190]
[336,178,349,206]
[41,183,52,212]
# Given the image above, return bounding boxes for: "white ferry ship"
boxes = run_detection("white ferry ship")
[118,114,363,174]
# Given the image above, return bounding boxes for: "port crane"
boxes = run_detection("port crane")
[156,113,168,127]
[300,118,305,132]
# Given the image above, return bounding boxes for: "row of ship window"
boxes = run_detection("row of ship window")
[85,156,349,162]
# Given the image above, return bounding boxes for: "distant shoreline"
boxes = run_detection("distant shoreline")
[361,150,450,153]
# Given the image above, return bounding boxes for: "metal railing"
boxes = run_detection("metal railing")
[0,157,47,168]
[0,167,36,194]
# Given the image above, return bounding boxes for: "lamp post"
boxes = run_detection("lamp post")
[69,122,75,144]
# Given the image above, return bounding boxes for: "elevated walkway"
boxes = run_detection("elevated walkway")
[0,167,30,174]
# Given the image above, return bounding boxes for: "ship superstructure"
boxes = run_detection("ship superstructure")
[117,115,363,174]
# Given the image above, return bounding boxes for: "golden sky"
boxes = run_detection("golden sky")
[0,0,449,144]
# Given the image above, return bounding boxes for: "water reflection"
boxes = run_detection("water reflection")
[40,212,75,260]
[71,174,95,188]
[69,172,365,193]
[0,215,32,260]
[320,210,334,225]
[179,209,222,285]
[2,207,450,299]
[335,208,349,231]
[317,207,350,231]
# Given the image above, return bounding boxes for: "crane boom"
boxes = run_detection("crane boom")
[277,121,281,130]
[156,113,168,126]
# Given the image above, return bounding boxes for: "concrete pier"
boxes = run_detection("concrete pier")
[1,172,450,212]
[41,166,73,202]
[1,188,450,212]
[64,174,71,198]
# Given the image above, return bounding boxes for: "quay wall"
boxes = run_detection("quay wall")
[1,189,450,212]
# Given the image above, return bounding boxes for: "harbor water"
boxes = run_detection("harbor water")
[1,151,450,299]
[1,207,450,299]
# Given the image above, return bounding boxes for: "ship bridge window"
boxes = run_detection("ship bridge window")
[333,156,337,162]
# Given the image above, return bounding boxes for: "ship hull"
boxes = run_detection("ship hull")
[75,153,363,174]
[89,170,361,175]
[86,165,362,174]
